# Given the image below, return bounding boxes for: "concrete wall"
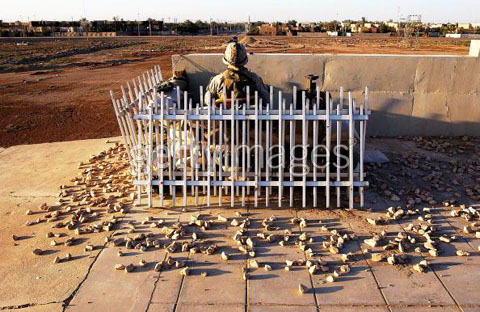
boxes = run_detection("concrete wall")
[172,53,480,137]
[470,40,480,57]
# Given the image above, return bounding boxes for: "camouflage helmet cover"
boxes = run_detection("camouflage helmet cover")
[223,38,248,66]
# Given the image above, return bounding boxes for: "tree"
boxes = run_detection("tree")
[178,20,199,34]
[378,23,391,33]
[80,17,90,40]
[248,26,260,35]
[287,20,297,27]
[112,16,120,32]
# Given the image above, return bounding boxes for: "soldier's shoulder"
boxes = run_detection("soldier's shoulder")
[209,73,224,83]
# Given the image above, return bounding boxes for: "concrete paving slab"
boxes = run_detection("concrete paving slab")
[318,306,389,312]
[295,209,388,307]
[70,210,189,310]
[149,260,187,305]
[348,209,459,307]
[177,263,245,305]
[0,138,119,308]
[147,209,207,307]
[176,303,244,312]
[433,264,480,307]
[146,303,175,312]
[250,305,318,312]
[246,208,316,308]
[65,245,166,311]
[0,196,107,307]
[371,265,456,307]
[391,307,459,312]
[0,137,121,197]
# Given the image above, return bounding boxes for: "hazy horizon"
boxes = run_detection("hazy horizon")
[2,0,479,23]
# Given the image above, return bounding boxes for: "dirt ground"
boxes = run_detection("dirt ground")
[0,35,471,148]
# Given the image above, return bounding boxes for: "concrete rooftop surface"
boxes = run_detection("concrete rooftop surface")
[0,137,480,312]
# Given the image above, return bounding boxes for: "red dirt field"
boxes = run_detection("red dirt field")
[0,35,471,147]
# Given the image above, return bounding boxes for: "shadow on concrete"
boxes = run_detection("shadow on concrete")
[312,286,344,294]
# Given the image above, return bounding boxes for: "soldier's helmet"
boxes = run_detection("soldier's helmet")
[223,37,248,67]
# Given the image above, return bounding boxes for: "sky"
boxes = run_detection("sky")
[2,0,479,23]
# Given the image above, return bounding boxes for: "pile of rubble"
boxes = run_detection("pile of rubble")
[22,142,134,262]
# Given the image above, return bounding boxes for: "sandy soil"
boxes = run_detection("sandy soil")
[0,35,471,148]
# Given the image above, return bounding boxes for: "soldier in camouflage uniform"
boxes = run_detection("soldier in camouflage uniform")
[205,37,269,107]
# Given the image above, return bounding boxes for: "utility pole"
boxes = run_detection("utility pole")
[210,18,213,36]
[137,13,140,37]
[336,12,339,32]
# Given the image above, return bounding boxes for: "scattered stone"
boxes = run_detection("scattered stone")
[264,264,272,271]
[387,255,396,265]
[180,267,190,276]
[221,251,229,261]
[115,264,125,270]
[201,271,208,277]
[139,260,147,267]
[328,246,340,255]
[85,245,94,252]
[364,238,378,248]
[371,253,383,262]
[154,262,163,272]
[217,215,228,222]
[32,249,43,255]
[53,256,61,264]
[326,275,335,283]
[391,194,401,201]
[456,250,470,257]
[249,259,260,269]
[298,284,308,294]
[439,236,451,243]
[339,265,350,274]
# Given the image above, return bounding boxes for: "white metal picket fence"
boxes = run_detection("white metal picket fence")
[111,65,370,209]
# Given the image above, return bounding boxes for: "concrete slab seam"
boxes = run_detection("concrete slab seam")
[62,229,121,311]
[293,209,321,312]
[245,203,251,312]
[435,212,480,256]
[170,216,190,312]
[0,234,111,310]
[390,218,463,312]
[0,300,63,311]
[145,252,169,312]
[346,220,393,312]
